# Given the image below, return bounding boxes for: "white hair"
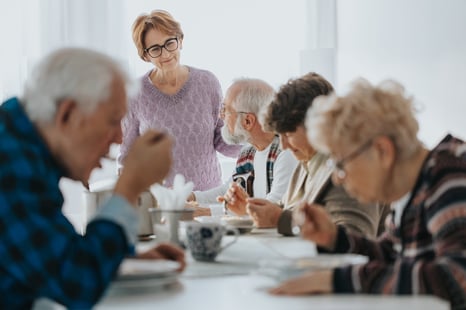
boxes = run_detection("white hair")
[21,47,133,123]
[221,78,275,144]
[231,78,275,117]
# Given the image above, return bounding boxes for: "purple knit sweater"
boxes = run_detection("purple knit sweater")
[118,67,241,191]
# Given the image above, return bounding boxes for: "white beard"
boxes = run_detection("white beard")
[221,118,250,145]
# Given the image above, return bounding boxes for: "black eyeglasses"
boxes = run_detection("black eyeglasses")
[326,139,374,179]
[144,37,179,58]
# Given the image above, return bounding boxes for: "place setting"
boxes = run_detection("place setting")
[107,259,182,296]
[191,202,256,235]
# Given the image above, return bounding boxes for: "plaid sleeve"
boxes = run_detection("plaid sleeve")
[0,165,133,308]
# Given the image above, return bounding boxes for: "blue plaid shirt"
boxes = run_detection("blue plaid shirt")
[0,98,138,309]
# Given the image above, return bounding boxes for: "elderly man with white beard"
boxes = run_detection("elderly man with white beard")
[187,78,297,216]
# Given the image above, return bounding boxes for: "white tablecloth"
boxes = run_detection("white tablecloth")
[35,229,450,310]
[97,229,449,310]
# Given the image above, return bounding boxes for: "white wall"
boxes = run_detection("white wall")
[336,0,466,146]
[122,0,307,89]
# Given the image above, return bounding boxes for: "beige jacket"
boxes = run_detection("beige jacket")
[277,153,389,237]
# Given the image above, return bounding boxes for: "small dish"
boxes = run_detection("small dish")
[258,254,368,281]
[221,215,254,234]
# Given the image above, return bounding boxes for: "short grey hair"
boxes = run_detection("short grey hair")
[228,78,275,126]
[21,47,132,123]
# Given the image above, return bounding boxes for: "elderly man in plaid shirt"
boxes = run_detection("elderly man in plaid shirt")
[0,48,185,308]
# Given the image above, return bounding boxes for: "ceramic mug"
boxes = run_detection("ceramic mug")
[185,221,239,262]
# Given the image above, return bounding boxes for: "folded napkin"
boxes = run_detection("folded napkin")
[150,174,194,210]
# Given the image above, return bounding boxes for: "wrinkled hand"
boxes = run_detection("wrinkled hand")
[269,269,333,295]
[294,203,337,251]
[246,198,282,228]
[136,242,186,272]
[217,182,249,215]
[115,130,172,204]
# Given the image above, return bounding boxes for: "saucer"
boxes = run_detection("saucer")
[108,274,180,296]
[258,254,368,281]
[221,215,254,234]
[107,259,181,295]
[193,215,255,234]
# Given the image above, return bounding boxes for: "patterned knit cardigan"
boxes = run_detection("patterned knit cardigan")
[233,135,281,197]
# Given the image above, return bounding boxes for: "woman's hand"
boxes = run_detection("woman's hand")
[269,270,333,295]
[294,203,338,251]
[136,242,186,272]
[246,198,282,228]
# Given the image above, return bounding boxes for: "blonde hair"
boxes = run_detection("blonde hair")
[132,10,184,61]
[306,78,421,160]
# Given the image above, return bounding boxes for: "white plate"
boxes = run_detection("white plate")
[107,259,181,295]
[110,274,179,289]
[107,274,180,296]
[116,259,180,281]
[221,215,254,227]
[193,215,223,224]
[258,254,368,281]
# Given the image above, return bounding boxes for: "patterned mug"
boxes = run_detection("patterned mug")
[185,221,239,262]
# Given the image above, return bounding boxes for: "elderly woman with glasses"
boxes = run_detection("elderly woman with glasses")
[270,78,466,309]
[118,10,240,190]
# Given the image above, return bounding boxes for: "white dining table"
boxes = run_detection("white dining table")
[93,228,449,310]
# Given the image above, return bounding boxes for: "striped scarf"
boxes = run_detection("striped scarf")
[232,135,281,197]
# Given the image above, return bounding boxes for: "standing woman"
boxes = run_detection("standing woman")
[119,10,241,190]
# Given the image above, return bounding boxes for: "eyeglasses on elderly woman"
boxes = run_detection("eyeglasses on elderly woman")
[326,138,374,179]
[144,37,179,58]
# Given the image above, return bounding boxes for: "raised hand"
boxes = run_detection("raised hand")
[293,203,338,251]
[115,130,172,204]
[218,181,249,215]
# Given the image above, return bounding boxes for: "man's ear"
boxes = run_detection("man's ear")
[54,99,78,130]
[243,113,256,131]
